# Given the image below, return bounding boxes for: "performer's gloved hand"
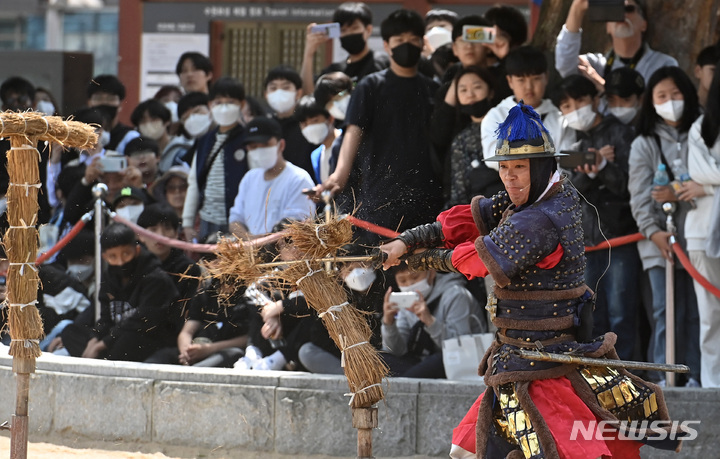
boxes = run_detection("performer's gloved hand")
[370,248,389,270]
[405,248,458,273]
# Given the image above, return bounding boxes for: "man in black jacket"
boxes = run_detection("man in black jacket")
[60,223,178,361]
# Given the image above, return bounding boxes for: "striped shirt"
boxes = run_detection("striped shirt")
[199,133,228,225]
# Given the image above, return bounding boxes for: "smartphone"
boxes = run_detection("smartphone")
[462,25,495,44]
[587,0,625,22]
[558,151,597,170]
[389,291,419,309]
[100,155,127,173]
[310,22,341,39]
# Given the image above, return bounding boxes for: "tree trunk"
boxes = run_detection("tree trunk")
[531,0,719,76]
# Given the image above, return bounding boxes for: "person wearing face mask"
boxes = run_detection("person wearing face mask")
[299,2,390,96]
[263,65,318,181]
[124,138,162,188]
[629,66,703,386]
[446,66,501,208]
[130,99,185,174]
[113,186,150,225]
[86,74,140,155]
[318,9,443,247]
[380,264,482,378]
[294,96,342,185]
[183,77,249,243]
[556,0,677,88]
[59,223,178,361]
[603,66,645,126]
[552,75,640,361]
[228,118,315,238]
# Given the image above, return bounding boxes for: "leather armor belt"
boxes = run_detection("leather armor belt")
[497,331,576,349]
[493,284,588,301]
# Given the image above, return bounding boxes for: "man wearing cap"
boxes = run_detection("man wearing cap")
[113,186,150,225]
[603,66,645,125]
[556,0,677,86]
[228,118,315,238]
[380,102,682,458]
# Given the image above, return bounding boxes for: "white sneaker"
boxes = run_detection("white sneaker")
[686,378,701,388]
[233,345,263,370]
[254,351,287,371]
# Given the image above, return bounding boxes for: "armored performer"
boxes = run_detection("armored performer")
[380,102,685,459]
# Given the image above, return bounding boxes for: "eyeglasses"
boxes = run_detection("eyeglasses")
[625,4,637,14]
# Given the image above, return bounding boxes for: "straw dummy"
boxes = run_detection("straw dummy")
[1,111,97,459]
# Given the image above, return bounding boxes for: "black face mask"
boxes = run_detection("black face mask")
[459,99,493,118]
[391,43,422,68]
[340,33,366,55]
[95,104,119,123]
[108,254,139,279]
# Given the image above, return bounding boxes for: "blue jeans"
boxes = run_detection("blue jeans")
[586,244,642,360]
[198,219,228,243]
[647,266,701,380]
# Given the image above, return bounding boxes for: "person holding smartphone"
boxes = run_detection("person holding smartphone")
[381,264,482,379]
[552,74,640,361]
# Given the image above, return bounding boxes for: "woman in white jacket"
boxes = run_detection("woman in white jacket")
[628,66,703,386]
[687,66,720,388]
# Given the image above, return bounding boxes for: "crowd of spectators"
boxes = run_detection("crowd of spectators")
[0,0,718,388]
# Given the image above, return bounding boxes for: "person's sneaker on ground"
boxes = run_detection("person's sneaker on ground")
[254,350,287,371]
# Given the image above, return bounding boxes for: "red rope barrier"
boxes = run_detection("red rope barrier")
[110,213,287,253]
[672,242,720,300]
[36,217,89,265]
[585,232,645,253]
[346,215,400,238]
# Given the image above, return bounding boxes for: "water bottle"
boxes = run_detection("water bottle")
[669,159,697,208]
[653,164,670,186]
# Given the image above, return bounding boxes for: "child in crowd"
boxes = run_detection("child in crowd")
[124,137,162,187]
[603,66,645,125]
[86,74,140,154]
[59,223,178,361]
[295,96,342,184]
[130,99,186,174]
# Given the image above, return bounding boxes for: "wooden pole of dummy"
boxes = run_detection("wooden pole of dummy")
[352,406,378,459]
[0,112,97,459]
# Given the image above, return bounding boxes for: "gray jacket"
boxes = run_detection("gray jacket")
[629,123,692,270]
[381,272,482,357]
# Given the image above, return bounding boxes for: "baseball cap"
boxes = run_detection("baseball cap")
[605,67,645,98]
[112,186,148,209]
[244,117,283,144]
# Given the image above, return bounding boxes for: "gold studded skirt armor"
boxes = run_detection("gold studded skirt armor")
[443,181,682,458]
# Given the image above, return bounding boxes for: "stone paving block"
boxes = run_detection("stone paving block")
[417,393,480,456]
[52,373,153,441]
[152,381,274,451]
[1,368,56,436]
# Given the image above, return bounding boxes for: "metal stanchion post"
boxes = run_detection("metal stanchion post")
[92,183,107,322]
[663,202,676,387]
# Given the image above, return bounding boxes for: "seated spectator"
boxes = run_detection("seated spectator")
[482,46,572,169]
[381,263,482,378]
[130,99,184,174]
[694,44,720,108]
[59,223,178,361]
[175,52,213,94]
[552,74,640,360]
[87,74,140,154]
[603,66,645,125]
[124,137,161,187]
[300,2,389,94]
[113,186,149,224]
[228,117,315,237]
[183,77,248,243]
[137,204,200,334]
[149,166,190,222]
[446,66,502,208]
[295,96,342,184]
[555,0,677,87]
[264,65,317,180]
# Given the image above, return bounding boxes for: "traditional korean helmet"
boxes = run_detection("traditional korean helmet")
[484,100,567,161]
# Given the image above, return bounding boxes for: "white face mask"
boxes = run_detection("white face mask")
[139,120,166,140]
[116,204,144,224]
[301,122,329,145]
[35,100,55,116]
[164,101,179,123]
[100,130,111,147]
[425,26,452,50]
[183,112,212,137]
[654,99,684,123]
[398,276,433,299]
[344,267,376,291]
[328,95,351,121]
[211,103,241,127]
[608,105,638,124]
[563,104,597,132]
[247,145,279,170]
[266,89,297,114]
[67,264,94,283]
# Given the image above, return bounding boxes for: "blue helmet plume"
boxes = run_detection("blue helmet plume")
[494,100,548,143]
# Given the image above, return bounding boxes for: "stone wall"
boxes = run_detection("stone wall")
[0,352,718,457]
